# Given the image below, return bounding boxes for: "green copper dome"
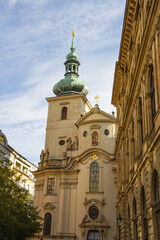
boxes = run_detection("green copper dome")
[53,30,88,97]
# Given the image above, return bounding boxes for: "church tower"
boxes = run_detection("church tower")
[33,28,117,240]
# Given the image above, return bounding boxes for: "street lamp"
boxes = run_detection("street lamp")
[101,228,104,240]
[117,214,122,240]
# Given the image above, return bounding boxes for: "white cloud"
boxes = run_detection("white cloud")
[1,0,125,163]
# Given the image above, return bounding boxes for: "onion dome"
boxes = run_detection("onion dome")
[53,26,88,97]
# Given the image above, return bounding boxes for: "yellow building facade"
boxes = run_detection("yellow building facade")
[0,130,37,198]
[112,0,160,239]
[33,33,117,240]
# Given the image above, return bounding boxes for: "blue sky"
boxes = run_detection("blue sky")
[0,0,126,165]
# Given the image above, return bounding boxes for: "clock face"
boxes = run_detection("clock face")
[89,205,99,220]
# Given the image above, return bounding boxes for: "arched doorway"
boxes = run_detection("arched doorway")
[87,230,100,240]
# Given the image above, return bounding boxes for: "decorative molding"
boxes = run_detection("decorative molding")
[43,202,55,211]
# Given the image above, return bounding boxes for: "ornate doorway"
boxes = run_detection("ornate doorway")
[87,230,100,240]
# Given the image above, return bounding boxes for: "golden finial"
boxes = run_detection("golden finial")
[72,24,75,36]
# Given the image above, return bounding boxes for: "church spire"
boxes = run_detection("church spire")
[53,27,88,97]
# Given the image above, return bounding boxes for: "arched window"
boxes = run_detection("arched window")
[92,131,98,146]
[43,212,51,235]
[87,230,100,240]
[141,187,148,240]
[61,107,67,120]
[89,162,99,192]
[150,65,156,125]
[133,197,138,240]
[152,170,160,239]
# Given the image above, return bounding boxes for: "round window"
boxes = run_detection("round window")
[104,129,109,135]
[59,140,65,145]
[83,131,88,137]
[89,205,99,220]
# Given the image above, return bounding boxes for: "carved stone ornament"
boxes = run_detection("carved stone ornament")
[60,181,78,189]
[43,202,55,211]
[80,212,105,224]
[66,136,79,150]
[35,183,44,191]
[146,152,153,169]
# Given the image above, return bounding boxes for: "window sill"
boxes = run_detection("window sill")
[86,192,104,194]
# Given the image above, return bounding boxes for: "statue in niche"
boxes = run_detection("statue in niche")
[92,131,98,146]
[66,137,72,149]
[40,150,45,161]
[72,136,79,149]
[44,148,50,161]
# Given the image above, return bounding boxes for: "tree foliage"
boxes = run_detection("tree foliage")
[0,159,42,240]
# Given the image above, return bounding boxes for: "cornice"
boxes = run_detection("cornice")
[112,0,137,106]
[113,0,159,154]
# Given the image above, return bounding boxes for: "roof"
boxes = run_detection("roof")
[112,0,137,106]
[75,107,116,127]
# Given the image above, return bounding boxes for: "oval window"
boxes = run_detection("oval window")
[104,129,109,135]
[89,205,99,220]
[59,140,65,145]
[83,131,87,137]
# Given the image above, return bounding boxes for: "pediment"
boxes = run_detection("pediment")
[43,202,55,210]
[76,107,116,127]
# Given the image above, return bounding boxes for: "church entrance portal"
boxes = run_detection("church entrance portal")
[87,230,100,240]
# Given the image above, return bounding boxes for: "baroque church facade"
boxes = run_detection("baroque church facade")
[33,31,117,240]
[112,0,160,239]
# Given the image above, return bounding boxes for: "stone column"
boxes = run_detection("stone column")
[147,206,155,240]
[57,185,65,233]
[122,135,127,192]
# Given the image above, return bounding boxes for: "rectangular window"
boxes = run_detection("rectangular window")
[15,162,21,170]
[47,178,55,194]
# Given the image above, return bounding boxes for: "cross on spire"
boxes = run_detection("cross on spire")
[71,24,75,53]
[94,95,99,107]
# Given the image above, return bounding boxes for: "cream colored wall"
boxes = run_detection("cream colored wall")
[45,94,92,157]
[78,121,116,155]
[33,94,117,240]
[75,155,116,239]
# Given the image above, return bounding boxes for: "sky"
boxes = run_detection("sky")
[0,0,126,165]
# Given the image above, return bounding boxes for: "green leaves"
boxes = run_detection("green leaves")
[0,159,42,240]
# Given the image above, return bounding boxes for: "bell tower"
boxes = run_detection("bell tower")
[44,27,91,160]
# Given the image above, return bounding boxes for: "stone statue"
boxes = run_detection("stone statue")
[44,148,49,161]
[72,136,79,149]
[67,137,72,149]
[40,150,45,161]
[92,131,98,146]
